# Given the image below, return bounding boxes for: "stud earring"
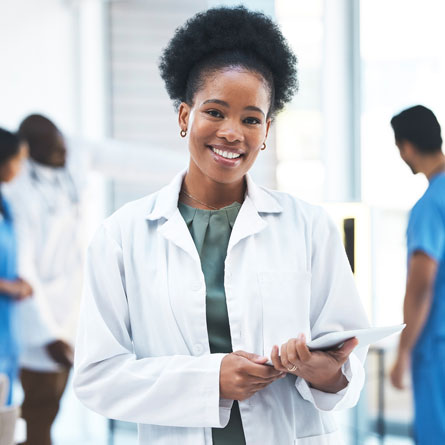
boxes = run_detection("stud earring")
[180,129,187,138]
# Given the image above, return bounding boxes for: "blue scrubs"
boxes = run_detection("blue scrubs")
[0,194,20,405]
[407,172,445,444]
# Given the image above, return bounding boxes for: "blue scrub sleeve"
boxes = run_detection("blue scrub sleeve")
[407,200,445,261]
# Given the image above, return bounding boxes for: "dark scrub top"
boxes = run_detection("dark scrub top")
[0,192,19,405]
[178,201,246,445]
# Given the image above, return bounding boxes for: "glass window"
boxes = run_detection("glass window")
[275,0,325,202]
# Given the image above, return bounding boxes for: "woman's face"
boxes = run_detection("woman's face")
[0,143,28,183]
[179,68,271,186]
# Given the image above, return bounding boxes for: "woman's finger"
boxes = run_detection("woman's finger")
[280,342,292,370]
[233,350,268,363]
[286,338,299,366]
[295,333,311,362]
[270,345,288,372]
[327,337,358,364]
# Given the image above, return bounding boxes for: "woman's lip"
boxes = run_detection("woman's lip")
[208,144,244,155]
[208,146,243,166]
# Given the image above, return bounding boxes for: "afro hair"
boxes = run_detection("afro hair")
[159,6,298,117]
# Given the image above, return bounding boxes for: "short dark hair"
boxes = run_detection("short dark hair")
[159,6,298,118]
[0,127,21,165]
[18,114,62,163]
[390,105,442,154]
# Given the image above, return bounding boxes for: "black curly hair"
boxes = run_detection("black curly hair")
[0,128,21,165]
[159,6,298,118]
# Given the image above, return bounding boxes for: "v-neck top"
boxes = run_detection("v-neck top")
[178,200,246,445]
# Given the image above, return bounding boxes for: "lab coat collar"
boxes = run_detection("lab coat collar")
[28,159,64,182]
[145,169,283,221]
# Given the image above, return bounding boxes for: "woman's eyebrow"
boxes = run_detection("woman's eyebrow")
[202,99,265,117]
[202,99,229,107]
[245,105,265,117]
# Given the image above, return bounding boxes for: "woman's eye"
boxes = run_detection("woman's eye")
[244,117,261,125]
[206,109,223,118]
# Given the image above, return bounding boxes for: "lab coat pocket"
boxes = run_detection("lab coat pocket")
[294,430,343,444]
[259,271,311,359]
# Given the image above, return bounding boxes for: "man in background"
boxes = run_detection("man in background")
[389,105,445,443]
[5,114,84,445]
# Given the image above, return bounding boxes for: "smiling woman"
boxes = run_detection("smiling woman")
[73,6,369,445]
[178,69,271,202]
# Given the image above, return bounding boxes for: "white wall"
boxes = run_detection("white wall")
[0,0,77,133]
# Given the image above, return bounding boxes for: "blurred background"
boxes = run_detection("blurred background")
[1,0,445,444]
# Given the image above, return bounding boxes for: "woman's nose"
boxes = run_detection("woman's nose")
[216,119,244,143]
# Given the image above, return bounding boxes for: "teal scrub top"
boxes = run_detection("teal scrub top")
[178,201,246,445]
[406,172,445,443]
[407,172,445,348]
[0,193,20,404]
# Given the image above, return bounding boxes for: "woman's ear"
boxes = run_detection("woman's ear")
[178,102,191,132]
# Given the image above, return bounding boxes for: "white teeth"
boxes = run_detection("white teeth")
[211,147,241,159]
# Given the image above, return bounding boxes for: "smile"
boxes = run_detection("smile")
[210,146,242,159]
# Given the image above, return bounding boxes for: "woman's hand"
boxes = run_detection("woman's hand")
[270,334,358,393]
[46,340,74,368]
[390,350,410,390]
[220,350,285,401]
[13,278,33,300]
[0,278,33,300]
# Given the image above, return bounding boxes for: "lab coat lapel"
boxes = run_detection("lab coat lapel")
[228,174,282,252]
[158,210,200,263]
[146,170,200,263]
[227,195,267,252]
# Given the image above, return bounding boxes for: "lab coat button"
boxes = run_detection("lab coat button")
[193,344,204,355]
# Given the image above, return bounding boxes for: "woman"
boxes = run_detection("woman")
[74,7,369,445]
[0,128,32,405]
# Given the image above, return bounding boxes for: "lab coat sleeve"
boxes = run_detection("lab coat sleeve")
[295,208,370,411]
[5,187,61,346]
[73,224,230,428]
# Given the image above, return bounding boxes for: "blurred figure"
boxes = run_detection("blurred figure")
[4,115,84,445]
[389,105,445,443]
[0,128,32,405]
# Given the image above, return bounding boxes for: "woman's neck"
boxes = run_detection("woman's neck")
[180,170,246,210]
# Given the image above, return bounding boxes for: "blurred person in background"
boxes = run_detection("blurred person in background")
[0,128,32,405]
[4,114,85,445]
[390,105,445,444]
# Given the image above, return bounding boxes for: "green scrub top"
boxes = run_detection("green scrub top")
[178,201,246,445]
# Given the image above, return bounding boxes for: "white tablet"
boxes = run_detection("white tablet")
[265,324,405,366]
[306,324,405,351]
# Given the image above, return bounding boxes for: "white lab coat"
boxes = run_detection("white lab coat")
[74,170,369,445]
[5,160,85,371]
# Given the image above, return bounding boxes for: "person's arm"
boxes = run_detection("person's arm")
[0,278,33,300]
[292,208,370,411]
[390,251,437,389]
[67,136,187,183]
